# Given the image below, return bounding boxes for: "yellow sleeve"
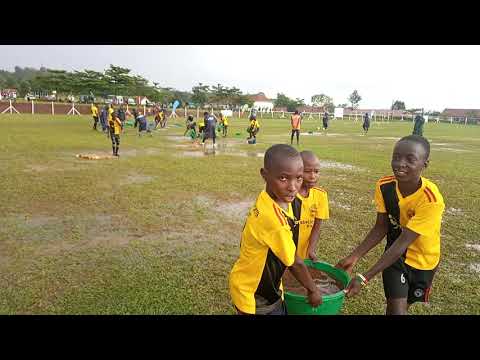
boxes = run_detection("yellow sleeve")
[262,228,296,267]
[315,191,330,219]
[374,181,387,213]
[406,202,445,237]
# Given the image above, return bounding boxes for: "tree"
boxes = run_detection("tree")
[391,100,406,110]
[274,93,304,112]
[104,65,133,95]
[311,94,333,106]
[311,93,334,112]
[191,83,211,107]
[348,90,362,109]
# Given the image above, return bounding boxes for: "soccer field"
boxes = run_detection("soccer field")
[1,114,479,314]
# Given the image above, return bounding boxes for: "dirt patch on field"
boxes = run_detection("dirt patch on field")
[446,207,463,216]
[180,151,205,157]
[177,149,264,158]
[300,132,345,137]
[216,200,254,220]
[166,135,192,143]
[118,174,155,185]
[469,263,480,274]
[22,215,59,227]
[375,137,401,141]
[434,147,472,153]
[466,244,480,252]
[195,195,254,220]
[330,200,352,210]
[319,160,362,171]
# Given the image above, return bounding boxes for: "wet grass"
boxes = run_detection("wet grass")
[0,114,479,314]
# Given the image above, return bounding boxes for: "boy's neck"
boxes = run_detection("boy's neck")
[397,177,422,197]
[299,186,311,197]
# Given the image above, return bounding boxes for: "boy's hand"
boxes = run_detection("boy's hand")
[307,251,318,262]
[344,278,362,298]
[307,288,323,308]
[335,256,358,274]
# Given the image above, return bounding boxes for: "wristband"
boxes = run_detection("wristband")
[355,273,368,286]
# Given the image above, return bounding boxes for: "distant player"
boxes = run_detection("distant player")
[91,103,99,131]
[322,111,329,133]
[362,112,370,135]
[247,114,260,143]
[290,110,302,146]
[413,113,425,137]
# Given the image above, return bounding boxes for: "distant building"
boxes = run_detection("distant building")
[250,92,274,112]
[442,108,480,124]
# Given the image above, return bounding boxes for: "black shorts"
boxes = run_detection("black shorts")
[291,129,300,135]
[323,120,328,129]
[382,257,437,304]
[111,133,120,146]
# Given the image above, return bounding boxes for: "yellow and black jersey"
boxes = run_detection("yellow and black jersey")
[375,175,445,270]
[294,187,329,259]
[222,116,229,126]
[113,117,122,135]
[108,107,114,122]
[250,119,260,129]
[91,105,98,117]
[229,190,300,314]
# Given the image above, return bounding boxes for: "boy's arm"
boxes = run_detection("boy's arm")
[306,218,323,261]
[336,212,388,273]
[288,255,322,308]
[345,227,420,297]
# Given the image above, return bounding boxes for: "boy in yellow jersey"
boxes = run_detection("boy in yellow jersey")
[109,113,123,157]
[198,115,205,139]
[219,113,229,137]
[293,151,329,261]
[91,103,99,131]
[336,135,445,315]
[229,144,322,315]
[247,114,260,143]
[107,104,115,138]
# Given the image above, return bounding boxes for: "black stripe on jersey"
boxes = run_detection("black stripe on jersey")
[380,181,404,253]
[254,199,301,306]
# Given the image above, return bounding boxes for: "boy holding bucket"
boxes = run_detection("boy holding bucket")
[293,151,329,261]
[229,144,322,315]
[336,135,445,315]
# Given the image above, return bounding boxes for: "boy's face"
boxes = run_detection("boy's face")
[302,156,321,189]
[391,141,428,183]
[261,156,304,205]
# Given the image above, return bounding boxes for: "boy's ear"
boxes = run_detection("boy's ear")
[424,158,430,168]
[260,168,267,181]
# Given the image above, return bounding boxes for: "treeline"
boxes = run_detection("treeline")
[0,65,254,107]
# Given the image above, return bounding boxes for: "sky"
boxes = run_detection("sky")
[1,45,479,111]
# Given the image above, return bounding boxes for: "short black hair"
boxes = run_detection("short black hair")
[203,111,209,116]
[397,135,430,159]
[264,144,300,170]
[300,150,317,162]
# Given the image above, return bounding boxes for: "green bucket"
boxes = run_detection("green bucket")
[284,259,350,315]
